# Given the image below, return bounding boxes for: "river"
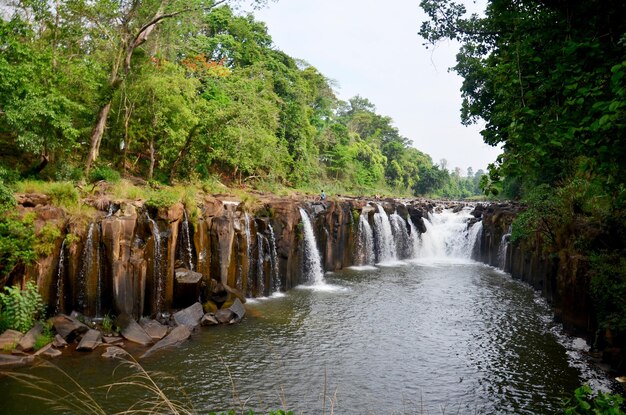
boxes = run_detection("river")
[0,206,611,414]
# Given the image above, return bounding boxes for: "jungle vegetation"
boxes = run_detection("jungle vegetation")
[420,0,626,339]
[0,0,482,199]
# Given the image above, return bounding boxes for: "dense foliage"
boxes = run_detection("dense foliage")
[420,0,626,337]
[0,281,45,333]
[0,1,482,198]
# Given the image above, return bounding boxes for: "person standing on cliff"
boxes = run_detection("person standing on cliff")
[320,190,326,201]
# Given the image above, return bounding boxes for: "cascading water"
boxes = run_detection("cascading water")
[181,209,195,271]
[54,240,66,315]
[147,214,164,313]
[408,218,421,258]
[77,223,95,311]
[299,208,324,285]
[373,204,397,263]
[390,212,411,259]
[416,206,482,259]
[257,234,266,296]
[355,213,375,265]
[268,224,281,293]
[497,225,512,270]
[95,226,103,317]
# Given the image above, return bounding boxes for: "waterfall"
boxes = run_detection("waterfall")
[257,234,266,296]
[95,225,103,318]
[299,208,324,284]
[408,218,421,259]
[77,223,95,312]
[181,209,194,271]
[268,224,281,293]
[147,215,164,313]
[373,204,397,263]
[497,225,512,269]
[242,213,252,293]
[355,213,375,265]
[416,207,482,259]
[390,212,411,259]
[54,240,66,315]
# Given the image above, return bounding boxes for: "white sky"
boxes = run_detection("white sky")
[251,0,501,174]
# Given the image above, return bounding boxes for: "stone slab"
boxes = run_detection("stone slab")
[140,325,191,359]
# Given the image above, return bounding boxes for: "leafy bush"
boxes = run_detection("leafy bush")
[0,281,46,333]
[89,166,121,184]
[563,385,625,414]
[0,165,20,184]
[34,223,62,256]
[47,182,79,207]
[146,188,181,209]
[0,183,16,214]
[52,163,83,182]
[589,252,626,336]
[0,213,36,278]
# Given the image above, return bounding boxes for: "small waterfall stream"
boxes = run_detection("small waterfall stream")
[390,212,411,259]
[355,213,375,265]
[76,223,95,312]
[497,225,512,270]
[373,204,397,263]
[268,224,281,293]
[147,214,164,313]
[299,208,324,285]
[181,209,194,271]
[54,240,66,315]
[256,234,266,296]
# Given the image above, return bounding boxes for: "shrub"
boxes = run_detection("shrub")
[0,281,46,333]
[0,213,36,278]
[47,182,79,207]
[89,166,121,184]
[34,223,62,256]
[0,183,16,214]
[563,385,625,415]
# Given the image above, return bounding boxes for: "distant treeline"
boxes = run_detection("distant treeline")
[0,1,482,198]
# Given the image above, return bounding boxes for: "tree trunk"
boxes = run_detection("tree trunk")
[85,101,112,175]
[148,138,155,180]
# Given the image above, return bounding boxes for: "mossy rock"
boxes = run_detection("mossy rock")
[203,300,218,314]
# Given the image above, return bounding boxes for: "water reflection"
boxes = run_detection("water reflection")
[1,262,599,414]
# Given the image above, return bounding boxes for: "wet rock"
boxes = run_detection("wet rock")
[174,268,203,308]
[173,302,204,328]
[103,336,124,345]
[140,325,191,359]
[0,330,24,350]
[16,193,50,207]
[228,298,246,323]
[16,322,43,352]
[52,314,89,341]
[139,318,168,340]
[102,346,127,359]
[53,334,68,348]
[215,308,235,324]
[200,313,219,326]
[117,314,153,346]
[35,344,62,358]
[0,354,34,367]
[76,329,103,351]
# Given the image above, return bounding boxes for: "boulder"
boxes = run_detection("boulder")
[174,268,203,309]
[215,308,236,324]
[16,322,43,352]
[52,314,89,341]
[103,336,124,345]
[34,344,62,358]
[0,354,34,367]
[140,325,191,359]
[200,314,219,326]
[173,302,204,328]
[0,330,23,351]
[139,318,168,340]
[53,334,68,348]
[228,298,246,323]
[116,314,153,346]
[102,346,127,359]
[76,329,103,351]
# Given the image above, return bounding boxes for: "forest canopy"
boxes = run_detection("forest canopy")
[0,0,482,198]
